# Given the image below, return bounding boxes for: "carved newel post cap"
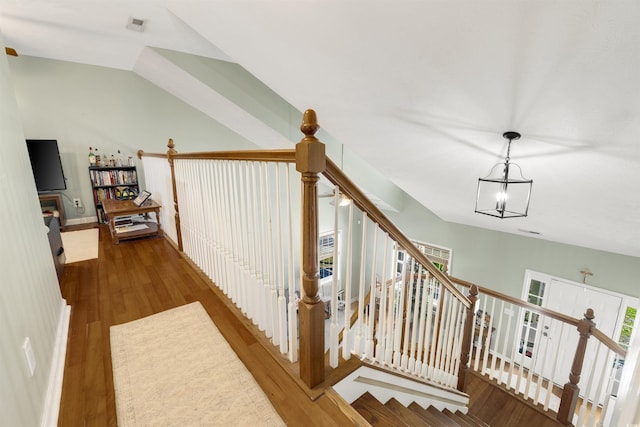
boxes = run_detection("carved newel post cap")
[300,109,319,139]
[585,308,594,320]
[296,109,325,174]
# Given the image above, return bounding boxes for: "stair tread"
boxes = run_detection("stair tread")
[352,392,406,426]
[465,412,491,427]
[385,398,433,426]
[408,402,450,426]
[443,408,475,427]
[426,405,462,426]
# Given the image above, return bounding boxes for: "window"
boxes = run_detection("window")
[319,232,335,281]
[396,240,453,314]
[519,278,546,358]
[611,305,637,396]
[395,240,453,277]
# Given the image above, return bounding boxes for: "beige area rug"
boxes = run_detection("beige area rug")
[110,302,285,426]
[60,228,99,263]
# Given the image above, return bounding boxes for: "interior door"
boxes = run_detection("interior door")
[516,275,547,370]
[543,279,622,402]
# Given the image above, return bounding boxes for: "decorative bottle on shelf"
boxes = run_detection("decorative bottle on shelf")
[95,148,102,167]
[116,150,124,167]
[110,154,116,167]
[127,156,134,166]
[89,147,96,166]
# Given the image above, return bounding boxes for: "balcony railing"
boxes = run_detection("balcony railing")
[138,110,626,426]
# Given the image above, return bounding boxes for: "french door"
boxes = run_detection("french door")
[517,271,623,403]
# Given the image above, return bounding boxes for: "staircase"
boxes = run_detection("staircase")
[336,366,566,426]
[352,392,488,426]
[138,110,628,427]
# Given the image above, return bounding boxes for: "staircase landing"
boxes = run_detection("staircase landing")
[349,370,566,426]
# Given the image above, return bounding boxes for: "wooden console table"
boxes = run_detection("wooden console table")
[102,198,162,244]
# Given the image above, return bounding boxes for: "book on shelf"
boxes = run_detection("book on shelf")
[114,223,149,234]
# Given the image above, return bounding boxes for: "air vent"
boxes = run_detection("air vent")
[126,16,146,32]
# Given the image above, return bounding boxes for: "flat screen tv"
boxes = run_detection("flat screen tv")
[25,139,67,192]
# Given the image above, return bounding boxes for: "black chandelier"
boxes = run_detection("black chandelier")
[475,131,533,219]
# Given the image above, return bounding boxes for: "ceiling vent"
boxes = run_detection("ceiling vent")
[126,17,146,32]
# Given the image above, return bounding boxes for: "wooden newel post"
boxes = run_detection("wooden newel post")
[557,308,595,425]
[295,109,326,388]
[166,138,183,251]
[457,285,478,392]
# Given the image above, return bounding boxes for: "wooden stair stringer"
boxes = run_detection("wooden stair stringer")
[333,364,470,416]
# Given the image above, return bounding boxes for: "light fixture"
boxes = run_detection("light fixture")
[322,188,351,206]
[475,131,533,218]
[332,191,351,207]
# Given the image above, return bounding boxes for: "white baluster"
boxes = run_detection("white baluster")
[375,235,389,365]
[481,297,496,376]
[421,274,435,378]
[277,163,288,353]
[489,299,505,381]
[353,213,367,357]
[384,244,398,366]
[341,203,354,361]
[413,266,427,376]
[329,188,341,368]
[587,348,613,427]
[364,225,379,361]
[427,280,440,379]
[286,164,298,362]
[400,255,416,371]
[392,250,406,368]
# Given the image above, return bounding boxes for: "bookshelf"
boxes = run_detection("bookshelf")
[89,166,138,222]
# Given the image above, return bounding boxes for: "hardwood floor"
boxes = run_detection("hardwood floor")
[57,224,356,426]
[57,223,568,427]
[466,371,564,427]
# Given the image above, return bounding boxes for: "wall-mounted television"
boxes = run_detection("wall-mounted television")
[25,139,67,192]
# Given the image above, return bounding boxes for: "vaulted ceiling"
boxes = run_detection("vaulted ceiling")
[1,0,639,257]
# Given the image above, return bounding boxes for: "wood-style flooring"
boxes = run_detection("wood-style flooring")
[57,224,355,426]
[57,223,566,427]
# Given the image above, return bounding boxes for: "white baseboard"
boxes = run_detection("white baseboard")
[41,300,71,427]
[65,216,98,226]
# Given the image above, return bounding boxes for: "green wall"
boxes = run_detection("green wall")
[8,55,259,223]
[8,50,639,331]
[387,193,640,300]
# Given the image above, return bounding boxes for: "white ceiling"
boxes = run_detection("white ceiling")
[1,0,639,257]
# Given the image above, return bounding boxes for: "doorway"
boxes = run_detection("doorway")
[517,270,635,403]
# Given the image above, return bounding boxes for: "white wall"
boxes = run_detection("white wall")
[0,33,66,426]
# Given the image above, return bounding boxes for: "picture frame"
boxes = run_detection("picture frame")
[132,190,152,207]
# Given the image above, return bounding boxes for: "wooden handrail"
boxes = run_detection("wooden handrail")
[592,327,627,358]
[323,159,470,309]
[138,149,296,163]
[137,150,167,159]
[451,276,628,359]
[450,276,579,327]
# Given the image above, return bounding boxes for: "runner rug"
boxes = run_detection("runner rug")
[60,228,99,263]
[110,302,285,426]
